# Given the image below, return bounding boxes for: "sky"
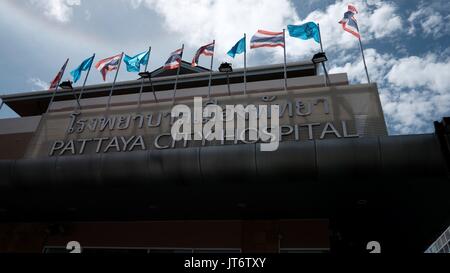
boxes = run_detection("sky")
[0,0,449,135]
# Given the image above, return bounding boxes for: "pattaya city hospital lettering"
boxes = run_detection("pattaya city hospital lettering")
[49,97,359,156]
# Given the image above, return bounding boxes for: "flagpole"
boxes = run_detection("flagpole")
[207,40,215,100]
[283,29,288,92]
[72,87,82,109]
[138,47,152,109]
[46,58,69,114]
[76,53,95,111]
[358,36,370,84]
[244,33,247,95]
[150,71,157,103]
[106,52,124,110]
[147,48,158,103]
[317,23,324,52]
[317,23,329,86]
[172,44,184,105]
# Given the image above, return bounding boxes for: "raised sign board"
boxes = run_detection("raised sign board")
[24,84,387,158]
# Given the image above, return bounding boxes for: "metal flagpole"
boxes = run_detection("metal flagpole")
[358,36,370,84]
[72,88,82,109]
[76,53,95,111]
[226,71,231,96]
[46,58,69,114]
[138,47,152,109]
[207,40,215,100]
[317,23,330,86]
[172,44,184,105]
[318,23,324,52]
[282,29,288,92]
[150,72,157,103]
[106,52,124,110]
[243,33,247,95]
[146,48,158,103]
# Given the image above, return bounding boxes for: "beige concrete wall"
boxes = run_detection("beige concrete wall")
[0,116,41,135]
[24,81,387,159]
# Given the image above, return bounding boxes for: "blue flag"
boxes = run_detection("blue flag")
[70,55,94,83]
[227,37,246,58]
[124,51,150,72]
[287,22,320,43]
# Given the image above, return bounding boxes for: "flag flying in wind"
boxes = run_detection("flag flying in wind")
[250,30,284,49]
[287,22,320,43]
[339,4,360,38]
[227,37,246,58]
[70,55,95,83]
[124,51,150,72]
[49,59,69,89]
[192,42,214,67]
[164,48,183,70]
[95,54,122,81]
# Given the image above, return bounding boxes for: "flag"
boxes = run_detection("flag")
[124,51,150,72]
[250,30,284,49]
[70,55,94,83]
[192,42,214,67]
[164,48,183,70]
[95,54,122,81]
[287,22,320,43]
[227,37,246,58]
[339,4,360,39]
[49,59,69,89]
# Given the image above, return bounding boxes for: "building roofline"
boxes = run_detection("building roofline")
[1,60,315,101]
[1,60,319,116]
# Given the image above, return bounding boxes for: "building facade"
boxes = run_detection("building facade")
[0,60,449,253]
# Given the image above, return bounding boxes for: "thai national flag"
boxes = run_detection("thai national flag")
[250,30,285,49]
[339,4,360,39]
[164,48,183,70]
[192,42,214,67]
[95,54,122,81]
[49,59,69,89]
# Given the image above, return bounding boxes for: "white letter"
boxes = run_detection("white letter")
[193,97,203,140]
[203,104,223,141]
[260,105,279,152]
[171,104,192,141]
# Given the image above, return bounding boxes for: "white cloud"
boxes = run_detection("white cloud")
[128,0,299,65]
[29,0,81,23]
[380,88,450,134]
[28,78,49,91]
[330,47,450,134]
[126,0,403,65]
[387,54,450,94]
[281,0,403,61]
[408,3,450,38]
[329,48,394,83]
[367,2,402,39]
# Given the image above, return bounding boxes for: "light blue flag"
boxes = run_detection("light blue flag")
[124,51,150,72]
[287,22,321,43]
[70,55,95,83]
[227,37,246,58]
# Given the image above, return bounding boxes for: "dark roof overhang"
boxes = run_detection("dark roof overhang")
[0,118,449,252]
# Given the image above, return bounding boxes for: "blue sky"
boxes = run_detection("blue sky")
[0,0,449,135]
